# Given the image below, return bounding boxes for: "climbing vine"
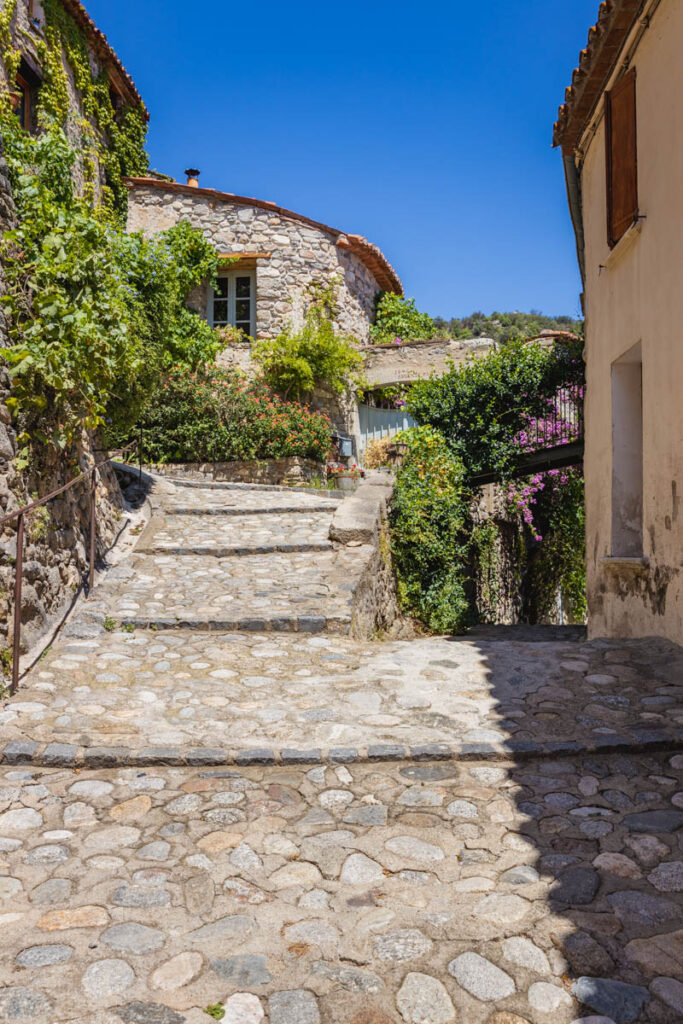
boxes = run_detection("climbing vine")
[387,339,587,629]
[0,117,220,453]
[0,2,218,453]
[1,0,148,217]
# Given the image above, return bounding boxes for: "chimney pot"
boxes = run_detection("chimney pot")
[185,168,200,188]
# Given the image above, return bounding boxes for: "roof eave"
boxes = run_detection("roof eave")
[61,0,148,120]
[123,177,403,295]
[553,0,642,153]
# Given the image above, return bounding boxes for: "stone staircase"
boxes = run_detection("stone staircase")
[71,474,386,638]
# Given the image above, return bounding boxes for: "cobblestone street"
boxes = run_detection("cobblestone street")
[1,475,682,1023]
[1,752,682,1024]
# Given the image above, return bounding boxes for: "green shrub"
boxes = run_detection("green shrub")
[253,281,364,401]
[119,365,333,465]
[408,337,584,479]
[389,427,470,633]
[370,293,435,344]
[520,469,586,623]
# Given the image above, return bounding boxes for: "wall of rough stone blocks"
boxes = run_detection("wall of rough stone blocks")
[2,0,112,201]
[126,185,383,344]
[0,139,123,662]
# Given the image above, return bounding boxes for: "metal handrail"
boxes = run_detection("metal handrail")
[1,436,140,695]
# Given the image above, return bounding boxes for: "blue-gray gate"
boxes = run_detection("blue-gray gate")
[358,403,417,453]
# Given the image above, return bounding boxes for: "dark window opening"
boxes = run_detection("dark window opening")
[12,59,41,133]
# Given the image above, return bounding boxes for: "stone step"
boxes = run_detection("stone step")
[137,541,334,557]
[165,504,340,516]
[155,487,339,515]
[84,547,374,634]
[138,511,334,557]
[117,611,351,633]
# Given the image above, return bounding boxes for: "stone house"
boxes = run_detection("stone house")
[125,173,402,345]
[125,172,404,453]
[554,0,682,642]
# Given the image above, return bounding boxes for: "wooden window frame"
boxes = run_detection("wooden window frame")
[14,73,32,131]
[605,67,639,249]
[208,269,256,338]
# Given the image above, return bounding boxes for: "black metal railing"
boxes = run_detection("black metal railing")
[0,437,140,695]
[470,387,584,487]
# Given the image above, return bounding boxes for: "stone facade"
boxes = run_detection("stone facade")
[363,337,496,387]
[2,0,146,201]
[0,139,123,663]
[125,179,402,345]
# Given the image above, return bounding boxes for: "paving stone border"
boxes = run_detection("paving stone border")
[4,730,683,769]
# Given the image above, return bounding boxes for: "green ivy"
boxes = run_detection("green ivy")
[389,426,470,633]
[253,279,364,402]
[523,469,586,622]
[0,118,219,451]
[471,520,501,620]
[370,293,435,345]
[39,0,148,215]
[1,0,148,217]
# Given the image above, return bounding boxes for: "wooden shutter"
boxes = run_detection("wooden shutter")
[605,68,638,247]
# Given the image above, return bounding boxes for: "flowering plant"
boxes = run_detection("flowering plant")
[119,365,333,464]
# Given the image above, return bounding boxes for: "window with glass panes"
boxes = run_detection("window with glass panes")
[209,271,256,337]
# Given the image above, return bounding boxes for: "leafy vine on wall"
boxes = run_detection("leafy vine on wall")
[1,0,148,217]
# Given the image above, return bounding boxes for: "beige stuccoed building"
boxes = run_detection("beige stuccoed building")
[554,0,682,642]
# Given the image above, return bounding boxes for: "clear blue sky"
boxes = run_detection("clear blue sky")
[87,0,597,320]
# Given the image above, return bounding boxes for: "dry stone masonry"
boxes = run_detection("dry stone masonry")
[0,140,123,660]
[126,180,400,344]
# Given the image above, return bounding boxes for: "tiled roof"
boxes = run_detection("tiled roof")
[60,0,148,119]
[553,0,642,152]
[124,177,403,294]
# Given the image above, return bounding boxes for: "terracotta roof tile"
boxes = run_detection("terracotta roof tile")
[123,177,403,294]
[553,0,642,152]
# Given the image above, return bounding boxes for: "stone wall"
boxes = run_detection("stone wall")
[363,337,496,387]
[3,0,116,201]
[145,457,326,487]
[0,138,123,664]
[126,184,385,344]
[468,483,580,626]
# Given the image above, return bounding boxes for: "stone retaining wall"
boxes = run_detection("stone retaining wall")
[330,475,407,638]
[145,457,327,487]
[363,336,496,387]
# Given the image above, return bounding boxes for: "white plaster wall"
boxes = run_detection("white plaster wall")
[579,0,682,641]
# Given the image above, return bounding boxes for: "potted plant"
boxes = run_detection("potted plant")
[327,462,364,491]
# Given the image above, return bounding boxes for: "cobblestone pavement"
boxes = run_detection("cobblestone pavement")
[1,752,682,1024]
[54,477,374,635]
[1,630,681,766]
[81,548,369,633]
[137,512,333,555]
[159,486,339,515]
[3,474,683,1022]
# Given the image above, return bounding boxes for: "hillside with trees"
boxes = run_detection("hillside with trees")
[432,310,583,343]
